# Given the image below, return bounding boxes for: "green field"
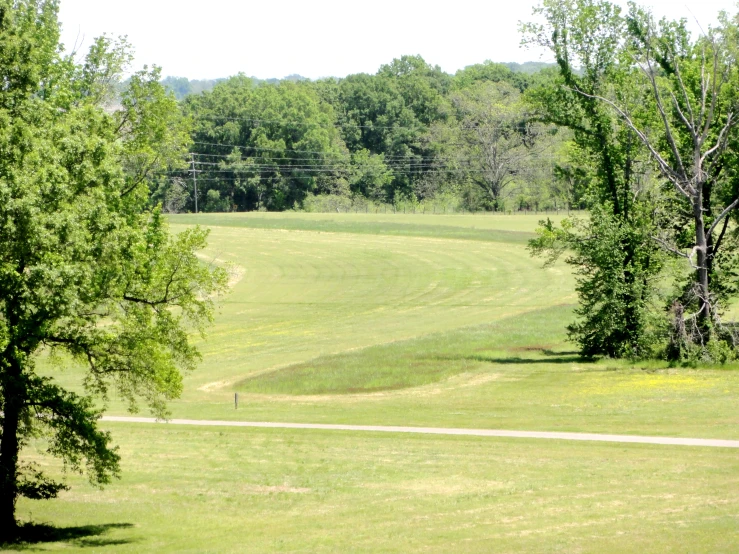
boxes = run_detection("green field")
[12,212,739,552]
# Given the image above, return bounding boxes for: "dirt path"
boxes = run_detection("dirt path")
[100,416,739,448]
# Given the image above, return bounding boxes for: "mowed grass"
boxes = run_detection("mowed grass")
[170,211,572,243]
[163,214,573,395]
[12,424,739,553]
[38,212,739,437]
[19,212,739,552]
[42,213,574,404]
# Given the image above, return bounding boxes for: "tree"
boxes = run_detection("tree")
[0,1,227,539]
[332,57,452,201]
[452,60,530,92]
[525,0,739,360]
[523,0,666,357]
[184,77,349,211]
[550,141,592,211]
[349,149,394,200]
[450,81,547,211]
[598,7,739,356]
[117,65,192,200]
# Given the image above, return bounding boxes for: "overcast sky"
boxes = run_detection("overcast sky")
[57,0,738,80]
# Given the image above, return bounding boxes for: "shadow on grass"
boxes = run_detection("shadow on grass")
[1,522,135,551]
[542,349,581,357]
[433,353,587,365]
[467,354,586,365]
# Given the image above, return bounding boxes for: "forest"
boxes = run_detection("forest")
[153,58,574,214]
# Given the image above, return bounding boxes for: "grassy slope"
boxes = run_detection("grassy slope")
[39,213,739,437]
[18,212,739,552]
[44,213,577,411]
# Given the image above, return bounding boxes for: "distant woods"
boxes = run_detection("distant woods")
[152,59,576,213]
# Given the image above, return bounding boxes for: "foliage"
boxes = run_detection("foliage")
[184,77,349,211]
[330,56,452,200]
[531,201,665,357]
[524,0,739,362]
[0,0,227,538]
[448,81,554,211]
[169,55,574,212]
[524,0,739,361]
[523,0,667,358]
[453,60,531,92]
[617,7,739,357]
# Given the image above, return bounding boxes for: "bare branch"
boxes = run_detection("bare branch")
[640,57,689,180]
[687,245,703,270]
[701,112,734,166]
[669,90,694,132]
[706,196,739,238]
[700,41,723,144]
[673,58,696,128]
[713,212,731,256]
[570,87,694,199]
[652,235,689,258]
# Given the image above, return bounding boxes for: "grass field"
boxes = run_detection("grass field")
[12,424,739,553]
[12,212,739,552]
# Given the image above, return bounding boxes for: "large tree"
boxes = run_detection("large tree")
[184,76,348,211]
[450,81,549,211]
[332,56,452,202]
[523,0,665,357]
[604,7,739,355]
[0,0,226,539]
[525,0,739,360]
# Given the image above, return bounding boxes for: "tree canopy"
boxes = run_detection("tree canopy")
[524,0,739,361]
[175,56,555,211]
[0,0,227,538]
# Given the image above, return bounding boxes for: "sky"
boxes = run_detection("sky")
[57,0,738,80]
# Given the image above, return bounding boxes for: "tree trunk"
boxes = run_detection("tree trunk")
[0,356,23,542]
[693,198,712,337]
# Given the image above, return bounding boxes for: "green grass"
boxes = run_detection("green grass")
[9,424,739,553]
[93,214,573,400]
[20,212,739,552]
[169,211,571,243]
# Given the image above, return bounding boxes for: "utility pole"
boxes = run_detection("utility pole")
[191,153,198,214]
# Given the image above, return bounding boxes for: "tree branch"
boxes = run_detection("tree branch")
[570,86,694,199]
[706,196,739,238]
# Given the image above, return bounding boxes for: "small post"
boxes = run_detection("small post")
[234,392,239,410]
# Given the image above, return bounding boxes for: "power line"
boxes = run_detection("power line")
[190,141,558,162]
[181,161,465,170]
[194,114,542,133]
[196,115,418,130]
[192,140,436,156]
[188,151,440,162]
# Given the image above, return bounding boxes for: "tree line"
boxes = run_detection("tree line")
[155,58,579,213]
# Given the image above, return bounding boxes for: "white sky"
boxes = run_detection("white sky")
[57,0,738,80]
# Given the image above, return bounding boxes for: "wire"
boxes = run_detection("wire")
[193,114,540,133]
[190,141,558,161]
[188,151,444,162]
[192,140,434,156]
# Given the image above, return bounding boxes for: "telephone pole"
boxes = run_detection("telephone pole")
[191,153,198,214]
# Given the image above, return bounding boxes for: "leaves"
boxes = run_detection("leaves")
[0,0,227,525]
